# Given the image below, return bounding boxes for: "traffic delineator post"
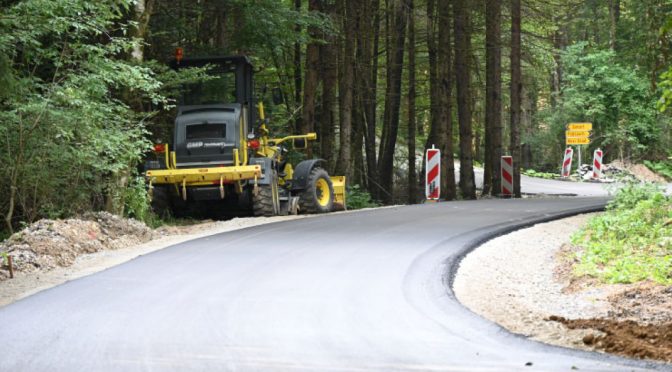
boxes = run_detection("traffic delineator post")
[592,148,603,179]
[425,146,440,201]
[501,156,513,196]
[561,148,574,178]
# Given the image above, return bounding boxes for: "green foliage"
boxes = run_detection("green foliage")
[644,160,672,180]
[659,67,672,112]
[572,185,672,285]
[122,176,151,222]
[0,0,165,231]
[346,185,380,210]
[540,43,664,161]
[607,183,665,210]
[523,169,557,180]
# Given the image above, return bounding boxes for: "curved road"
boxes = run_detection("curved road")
[0,195,663,371]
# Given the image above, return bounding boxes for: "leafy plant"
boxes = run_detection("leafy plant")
[0,0,165,233]
[644,160,672,180]
[523,169,557,180]
[572,185,672,285]
[346,185,380,210]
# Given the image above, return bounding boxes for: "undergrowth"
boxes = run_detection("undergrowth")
[572,184,672,285]
[523,169,558,180]
[346,185,380,210]
[644,160,672,181]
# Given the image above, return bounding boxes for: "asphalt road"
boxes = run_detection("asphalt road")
[0,194,664,371]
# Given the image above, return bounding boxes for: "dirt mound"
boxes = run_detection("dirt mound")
[0,212,153,280]
[606,160,668,183]
[550,316,672,363]
[608,283,672,325]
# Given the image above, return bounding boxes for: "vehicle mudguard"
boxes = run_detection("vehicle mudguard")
[291,159,326,191]
[248,157,275,185]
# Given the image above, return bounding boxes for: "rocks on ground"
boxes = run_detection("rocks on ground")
[576,160,668,183]
[0,212,153,280]
[454,214,672,364]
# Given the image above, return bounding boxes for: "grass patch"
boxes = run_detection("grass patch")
[644,160,672,181]
[523,169,558,180]
[572,184,672,285]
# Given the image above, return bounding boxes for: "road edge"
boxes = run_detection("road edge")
[443,199,670,370]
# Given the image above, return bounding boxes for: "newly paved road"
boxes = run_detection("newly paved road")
[0,195,663,371]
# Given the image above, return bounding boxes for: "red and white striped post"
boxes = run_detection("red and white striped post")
[425,146,441,201]
[501,156,513,196]
[561,147,574,178]
[592,148,603,179]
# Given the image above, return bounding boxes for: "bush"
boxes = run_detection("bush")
[346,185,380,210]
[572,185,672,285]
[0,0,165,234]
[644,160,672,181]
[523,169,557,180]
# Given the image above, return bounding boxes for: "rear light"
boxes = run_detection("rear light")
[248,139,260,150]
[154,143,166,153]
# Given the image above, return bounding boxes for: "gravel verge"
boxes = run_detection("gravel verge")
[453,213,672,363]
[453,214,611,350]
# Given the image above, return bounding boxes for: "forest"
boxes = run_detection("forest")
[1,0,671,234]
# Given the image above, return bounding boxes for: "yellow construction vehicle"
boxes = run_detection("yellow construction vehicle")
[144,55,345,217]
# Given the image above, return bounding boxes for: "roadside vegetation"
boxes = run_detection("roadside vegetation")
[522,169,557,180]
[644,160,672,181]
[572,184,672,285]
[1,0,672,237]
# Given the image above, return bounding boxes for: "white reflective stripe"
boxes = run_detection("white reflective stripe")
[592,149,603,178]
[425,149,441,200]
[561,148,573,177]
[501,156,513,195]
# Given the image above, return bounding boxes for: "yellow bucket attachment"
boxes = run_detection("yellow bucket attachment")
[147,165,261,186]
[330,176,347,211]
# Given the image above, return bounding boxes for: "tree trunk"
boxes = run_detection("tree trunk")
[131,0,156,61]
[510,0,522,198]
[366,0,381,196]
[485,0,502,196]
[336,0,355,181]
[550,17,565,109]
[453,0,476,199]
[437,0,456,200]
[407,0,417,204]
[302,0,322,157]
[608,0,620,51]
[293,0,303,132]
[377,0,409,204]
[320,1,338,167]
[355,0,379,192]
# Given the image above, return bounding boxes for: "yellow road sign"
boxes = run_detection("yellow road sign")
[565,130,591,138]
[567,122,593,131]
[566,137,591,145]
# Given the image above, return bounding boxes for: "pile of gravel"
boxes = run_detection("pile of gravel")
[0,212,153,280]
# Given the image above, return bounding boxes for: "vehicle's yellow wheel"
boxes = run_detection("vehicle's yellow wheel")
[315,178,331,207]
[299,167,334,214]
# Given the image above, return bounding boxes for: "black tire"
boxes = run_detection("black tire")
[299,167,334,214]
[252,170,280,217]
[150,186,172,218]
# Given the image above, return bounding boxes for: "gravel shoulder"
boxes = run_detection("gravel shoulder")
[454,213,672,363]
[454,214,609,350]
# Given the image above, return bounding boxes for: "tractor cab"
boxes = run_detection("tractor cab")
[145,53,346,218]
[170,56,256,169]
